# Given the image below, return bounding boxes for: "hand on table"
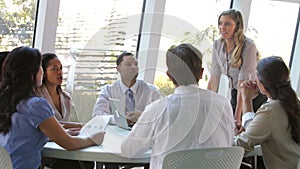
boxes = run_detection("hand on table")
[90,132,105,145]
[126,111,141,125]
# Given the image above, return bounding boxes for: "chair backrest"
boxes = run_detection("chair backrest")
[0,146,13,169]
[162,146,244,169]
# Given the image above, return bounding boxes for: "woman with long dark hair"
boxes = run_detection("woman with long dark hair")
[36,53,94,169]
[0,46,104,169]
[0,51,10,81]
[36,53,83,133]
[234,56,300,169]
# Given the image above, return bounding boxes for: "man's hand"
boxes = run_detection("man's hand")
[126,111,141,125]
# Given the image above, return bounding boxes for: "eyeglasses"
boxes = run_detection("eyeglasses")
[49,67,63,72]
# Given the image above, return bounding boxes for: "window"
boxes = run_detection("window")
[54,0,144,121]
[155,0,231,95]
[247,0,299,65]
[0,0,38,51]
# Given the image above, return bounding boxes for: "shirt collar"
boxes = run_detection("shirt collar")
[220,39,235,54]
[174,84,200,94]
[120,80,138,94]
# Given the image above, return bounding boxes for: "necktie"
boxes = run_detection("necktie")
[125,89,135,113]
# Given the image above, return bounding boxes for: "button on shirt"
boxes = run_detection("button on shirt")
[92,80,162,122]
[121,84,234,169]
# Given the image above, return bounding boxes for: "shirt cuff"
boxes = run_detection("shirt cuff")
[242,112,255,128]
[109,116,116,125]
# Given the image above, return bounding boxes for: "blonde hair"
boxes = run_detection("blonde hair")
[219,9,245,68]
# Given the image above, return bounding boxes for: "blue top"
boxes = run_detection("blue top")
[0,97,54,169]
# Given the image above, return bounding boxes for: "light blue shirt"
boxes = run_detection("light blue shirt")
[0,97,54,169]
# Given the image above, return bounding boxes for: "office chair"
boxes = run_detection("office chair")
[0,146,13,169]
[162,146,244,169]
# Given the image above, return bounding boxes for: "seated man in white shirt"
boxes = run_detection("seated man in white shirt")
[121,44,235,169]
[92,52,162,169]
[92,52,162,124]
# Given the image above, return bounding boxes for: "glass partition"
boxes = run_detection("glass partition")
[247,0,299,65]
[155,0,231,95]
[54,0,144,121]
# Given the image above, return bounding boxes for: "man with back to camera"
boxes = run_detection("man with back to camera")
[121,44,235,169]
[92,52,162,169]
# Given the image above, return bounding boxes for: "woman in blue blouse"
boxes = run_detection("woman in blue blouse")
[0,46,105,169]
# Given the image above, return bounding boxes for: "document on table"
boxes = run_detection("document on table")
[78,115,112,137]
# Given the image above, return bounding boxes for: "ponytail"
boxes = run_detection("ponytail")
[257,56,300,144]
[275,82,300,143]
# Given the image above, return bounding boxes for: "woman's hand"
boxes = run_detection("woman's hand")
[234,119,242,132]
[240,80,259,100]
[234,80,258,133]
[234,126,245,136]
[90,132,105,145]
[234,80,258,135]
[65,127,81,136]
[61,121,84,129]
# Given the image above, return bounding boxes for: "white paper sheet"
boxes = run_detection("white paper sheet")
[78,115,112,137]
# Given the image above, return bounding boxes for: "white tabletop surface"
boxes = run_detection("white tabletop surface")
[42,125,151,163]
[43,124,261,163]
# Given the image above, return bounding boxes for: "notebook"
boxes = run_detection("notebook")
[109,98,132,130]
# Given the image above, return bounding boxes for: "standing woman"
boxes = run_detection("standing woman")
[0,46,104,169]
[235,56,300,169]
[207,9,267,130]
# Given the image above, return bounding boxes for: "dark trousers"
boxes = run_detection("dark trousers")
[239,156,266,169]
[97,162,150,169]
[42,157,94,169]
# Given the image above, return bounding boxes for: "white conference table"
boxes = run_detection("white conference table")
[42,125,151,163]
[43,124,262,165]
